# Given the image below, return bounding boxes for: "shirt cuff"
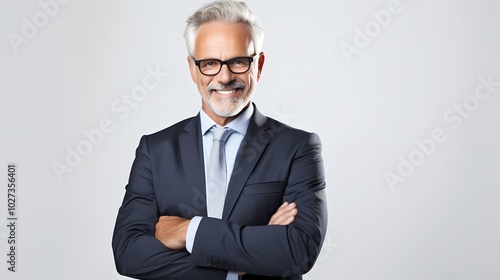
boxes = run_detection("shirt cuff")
[186,216,202,253]
[226,271,239,280]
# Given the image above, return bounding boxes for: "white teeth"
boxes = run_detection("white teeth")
[216,90,235,95]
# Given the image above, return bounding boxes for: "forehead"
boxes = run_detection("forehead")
[194,21,254,59]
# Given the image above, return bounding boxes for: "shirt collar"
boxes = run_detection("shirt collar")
[200,103,254,136]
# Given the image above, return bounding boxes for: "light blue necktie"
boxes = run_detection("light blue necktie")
[207,126,235,218]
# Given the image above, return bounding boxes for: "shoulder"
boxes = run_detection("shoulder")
[264,116,321,144]
[141,115,199,146]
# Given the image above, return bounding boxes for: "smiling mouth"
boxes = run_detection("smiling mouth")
[213,89,238,95]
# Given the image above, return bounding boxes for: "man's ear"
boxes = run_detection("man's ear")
[257,52,265,81]
[187,56,197,83]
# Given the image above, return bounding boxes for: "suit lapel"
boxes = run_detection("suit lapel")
[223,108,272,220]
[179,114,207,216]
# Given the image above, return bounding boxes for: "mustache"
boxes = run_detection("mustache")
[207,81,246,91]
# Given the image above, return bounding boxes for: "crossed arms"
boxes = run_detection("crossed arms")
[112,130,327,279]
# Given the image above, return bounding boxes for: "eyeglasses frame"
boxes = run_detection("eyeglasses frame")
[192,54,257,76]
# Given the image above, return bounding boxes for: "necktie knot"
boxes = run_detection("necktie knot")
[212,126,235,143]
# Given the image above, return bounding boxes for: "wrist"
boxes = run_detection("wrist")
[180,219,191,245]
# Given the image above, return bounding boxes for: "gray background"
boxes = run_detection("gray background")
[1,0,499,279]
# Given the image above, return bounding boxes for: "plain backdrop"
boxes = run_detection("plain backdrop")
[1,0,499,279]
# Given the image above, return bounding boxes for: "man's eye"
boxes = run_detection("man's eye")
[230,59,248,67]
[232,59,246,65]
[202,61,218,67]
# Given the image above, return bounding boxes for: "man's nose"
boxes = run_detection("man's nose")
[215,64,234,84]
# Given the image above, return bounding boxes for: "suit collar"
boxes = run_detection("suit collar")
[223,104,272,219]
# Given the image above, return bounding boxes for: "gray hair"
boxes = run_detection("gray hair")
[184,0,264,57]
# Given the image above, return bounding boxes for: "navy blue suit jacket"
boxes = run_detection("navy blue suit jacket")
[112,105,327,279]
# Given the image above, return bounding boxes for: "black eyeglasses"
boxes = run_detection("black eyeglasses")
[193,54,257,76]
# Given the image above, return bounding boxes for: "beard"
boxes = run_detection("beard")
[203,81,251,117]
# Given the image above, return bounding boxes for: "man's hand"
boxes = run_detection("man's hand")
[268,202,298,225]
[155,216,190,250]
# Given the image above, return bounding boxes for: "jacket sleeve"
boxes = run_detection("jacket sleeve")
[111,136,227,280]
[190,132,328,278]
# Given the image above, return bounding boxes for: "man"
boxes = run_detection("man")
[112,1,327,279]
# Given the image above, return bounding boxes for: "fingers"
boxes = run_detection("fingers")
[268,202,298,225]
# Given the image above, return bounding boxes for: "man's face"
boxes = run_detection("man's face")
[188,21,264,123]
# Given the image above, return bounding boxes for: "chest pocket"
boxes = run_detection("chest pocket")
[244,181,284,196]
